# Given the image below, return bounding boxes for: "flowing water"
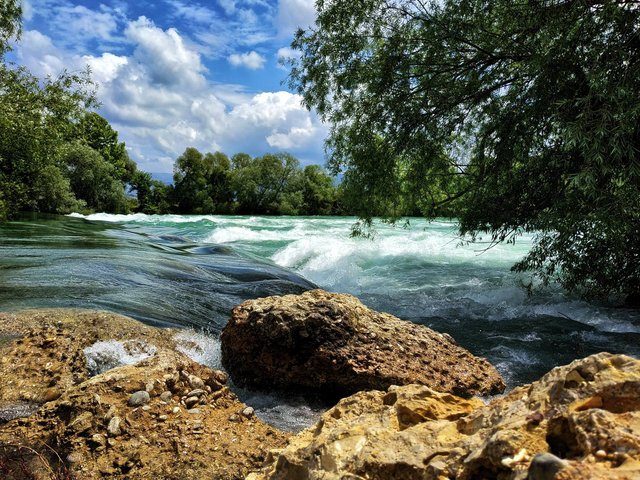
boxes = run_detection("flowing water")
[1,213,639,429]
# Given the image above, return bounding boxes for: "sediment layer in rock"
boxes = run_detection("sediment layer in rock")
[249,352,640,480]
[221,289,505,398]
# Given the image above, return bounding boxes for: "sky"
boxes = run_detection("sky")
[8,0,326,174]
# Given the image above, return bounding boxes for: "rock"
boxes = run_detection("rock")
[252,353,640,480]
[106,416,122,436]
[528,453,568,480]
[159,390,172,402]
[187,388,206,398]
[0,309,289,480]
[221,289,505,398]
[184,396,200,408]
[242,406,255,418]
[128,390,150,407]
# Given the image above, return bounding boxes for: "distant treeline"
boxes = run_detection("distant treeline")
[133,148,344,216]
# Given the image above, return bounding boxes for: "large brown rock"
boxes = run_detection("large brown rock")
[221,289,505,398]
[249,352,640,480]
[0,309,288,480]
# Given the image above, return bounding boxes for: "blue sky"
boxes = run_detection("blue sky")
[8,0,326,173]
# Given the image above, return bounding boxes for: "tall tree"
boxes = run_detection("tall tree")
[291,0,640,303]
[76,112,136,183]
[0,0,21,56]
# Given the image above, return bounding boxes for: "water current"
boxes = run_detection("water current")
[1,213,639,430]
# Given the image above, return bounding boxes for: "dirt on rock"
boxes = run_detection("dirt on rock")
[221,289,505,399]
[249,352,640,480]
[0,309,288,480]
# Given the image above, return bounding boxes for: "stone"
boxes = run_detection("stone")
[184,396,200,408]
[128,390,150,407]
[528,453,568,480]
[242,406,255,418]
[159,390,172,402]
[107,416,122,436]
[221,289,505,398]
[187,388,206,398]
[251,353,640,480]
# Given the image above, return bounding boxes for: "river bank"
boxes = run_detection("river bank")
[0,303,638,480]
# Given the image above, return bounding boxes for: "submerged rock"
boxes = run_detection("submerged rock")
[221,289,505,398]
[0,309,288,480]
[250,352,640,480]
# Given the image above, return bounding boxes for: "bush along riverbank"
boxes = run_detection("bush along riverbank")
[0,293,638,479]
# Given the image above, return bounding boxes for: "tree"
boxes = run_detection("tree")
[62,142,129,213]
[172,147,211,213]
[0,0,21,56]
[0,63,97,218]
[76,112,136,183]
[291,0,640,303]
[301,165,336,215]
[231,153,301,214]
[130,171,172,214]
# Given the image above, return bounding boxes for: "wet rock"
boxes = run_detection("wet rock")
[128,390,150,407]
[251,353,640,480]
[221,289,505,398]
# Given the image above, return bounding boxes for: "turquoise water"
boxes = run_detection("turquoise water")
[1,213,639,390]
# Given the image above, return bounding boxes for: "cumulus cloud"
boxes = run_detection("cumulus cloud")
[228,50,266,69]
[14,14,325,172]
[276,0,316,37]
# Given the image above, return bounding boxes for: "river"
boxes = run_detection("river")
[1,213,638,429]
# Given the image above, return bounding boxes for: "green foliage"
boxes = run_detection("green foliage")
[0,0,21,55]
[130,171,173,214]
[76,112,136,183]
[291,0,640,303]
[61,142,129,213]
[169,148,339,216]
[0,62,98,217]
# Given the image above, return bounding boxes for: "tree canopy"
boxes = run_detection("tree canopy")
[291,0,640,303]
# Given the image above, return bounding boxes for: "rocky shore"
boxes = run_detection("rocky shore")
[0,291,638,479]
[0,310,287,479]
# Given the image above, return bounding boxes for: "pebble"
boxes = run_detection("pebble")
[188,375,205,389]
[187,408,201,414]
[104,405,116,422]
[128,390,150,407]
[107,416,122,436]
[242,406,254,417]
[172,407,180,414]
[185,396,199,408]
[142,405,151,411]
[187,388,206,398]
[595,449,607,459]
[158,415,168,421]
[159,391,173,402]
[527,453,568,480]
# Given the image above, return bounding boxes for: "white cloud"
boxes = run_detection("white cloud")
[84,52,128,85]
[276,0,316,37]
[125,17,206,89]
[14,10,326,172]
[228,50,266,69]
[17,30,66,77]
